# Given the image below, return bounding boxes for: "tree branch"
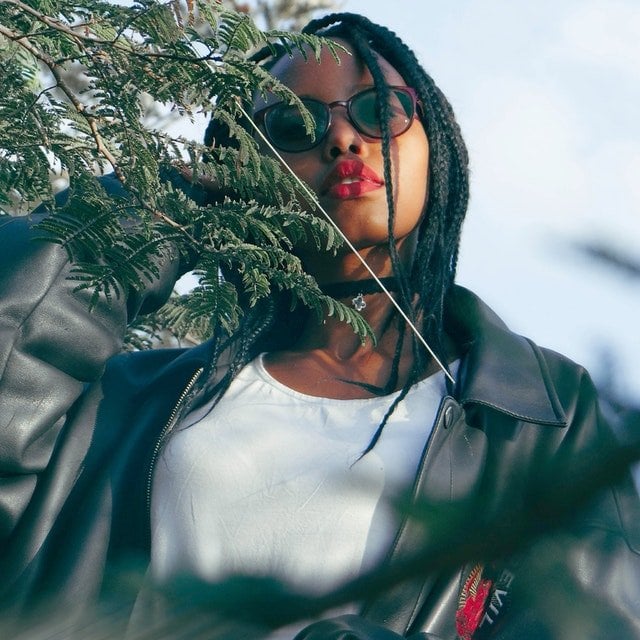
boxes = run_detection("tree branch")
[0,23,124,182]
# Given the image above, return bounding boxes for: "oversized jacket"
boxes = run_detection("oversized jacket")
[0,214,639,639]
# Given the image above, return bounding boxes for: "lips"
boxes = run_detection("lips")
[320,160,384,199]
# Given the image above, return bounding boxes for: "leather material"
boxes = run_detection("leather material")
[294,614,405,639]
[0,216,639,637]
[361,398,488,634]
[0,215,180,613]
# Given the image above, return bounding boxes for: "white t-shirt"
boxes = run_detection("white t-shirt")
[150,355,453,597]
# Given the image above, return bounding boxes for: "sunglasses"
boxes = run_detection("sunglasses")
[253,86,419,153]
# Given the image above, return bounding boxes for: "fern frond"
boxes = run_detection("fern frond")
[159,272,241,338]
[217,10,267,54]
[1,0,368,346]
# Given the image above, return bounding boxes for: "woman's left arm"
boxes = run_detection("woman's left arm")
[517,359,640,638]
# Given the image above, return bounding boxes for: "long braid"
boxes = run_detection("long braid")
[349,30,413,313]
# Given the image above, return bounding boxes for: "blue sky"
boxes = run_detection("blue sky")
[339,0,640,400]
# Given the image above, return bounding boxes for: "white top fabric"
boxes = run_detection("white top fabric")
[150,354,453,597]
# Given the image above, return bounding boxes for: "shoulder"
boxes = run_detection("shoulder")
[446,286,592,428]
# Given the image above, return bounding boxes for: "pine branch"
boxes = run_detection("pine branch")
[0,21,124,181]
[1,1,354,343]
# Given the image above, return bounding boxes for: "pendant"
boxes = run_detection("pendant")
[352,293,366,311]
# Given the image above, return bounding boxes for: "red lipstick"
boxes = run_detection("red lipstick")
[320,160,384,200]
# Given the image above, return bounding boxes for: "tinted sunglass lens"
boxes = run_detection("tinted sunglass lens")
[265,101,327,152]
[389,90,415,132]
[351,89,415,137]
[350,90,380,136]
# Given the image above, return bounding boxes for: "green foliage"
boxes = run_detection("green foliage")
[0,0,368,342]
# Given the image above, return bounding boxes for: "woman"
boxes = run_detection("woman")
[0,12,638,640]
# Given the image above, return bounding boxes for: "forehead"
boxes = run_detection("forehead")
[256,39,406,107]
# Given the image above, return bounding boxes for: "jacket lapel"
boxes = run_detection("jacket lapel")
[446,286,567,426]
[360,396,489,634]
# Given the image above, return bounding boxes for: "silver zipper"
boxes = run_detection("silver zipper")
[145,366,205,525]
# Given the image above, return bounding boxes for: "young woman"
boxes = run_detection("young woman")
[0,12,638,640]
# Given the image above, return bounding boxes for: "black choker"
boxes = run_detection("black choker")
[320,277,400,311]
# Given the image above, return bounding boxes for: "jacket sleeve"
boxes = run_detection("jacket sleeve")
[0,214,179,545]
[512,356,640,639]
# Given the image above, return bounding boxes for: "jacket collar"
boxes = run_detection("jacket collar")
[445,286,567,426]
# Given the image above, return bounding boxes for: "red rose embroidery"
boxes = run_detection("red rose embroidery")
[456,564,493,640]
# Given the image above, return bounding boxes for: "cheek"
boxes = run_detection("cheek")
[276,154,323,212]
[254,133,315,183]
[274,154,323,199]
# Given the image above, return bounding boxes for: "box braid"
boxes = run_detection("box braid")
[201,13,470,455]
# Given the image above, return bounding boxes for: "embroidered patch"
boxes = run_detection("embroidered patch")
[456,564,492,640]
[456,564,514,639]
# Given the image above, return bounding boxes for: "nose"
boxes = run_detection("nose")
[321,105,364,160]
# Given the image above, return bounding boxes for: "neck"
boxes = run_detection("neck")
[265,293,452,399]
[301,236,416,288]
[320,276,402,306]
[298,288,406,360]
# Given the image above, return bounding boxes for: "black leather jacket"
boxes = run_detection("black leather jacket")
[1,215,639,639]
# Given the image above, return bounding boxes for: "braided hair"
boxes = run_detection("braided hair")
[204,13,470,453]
